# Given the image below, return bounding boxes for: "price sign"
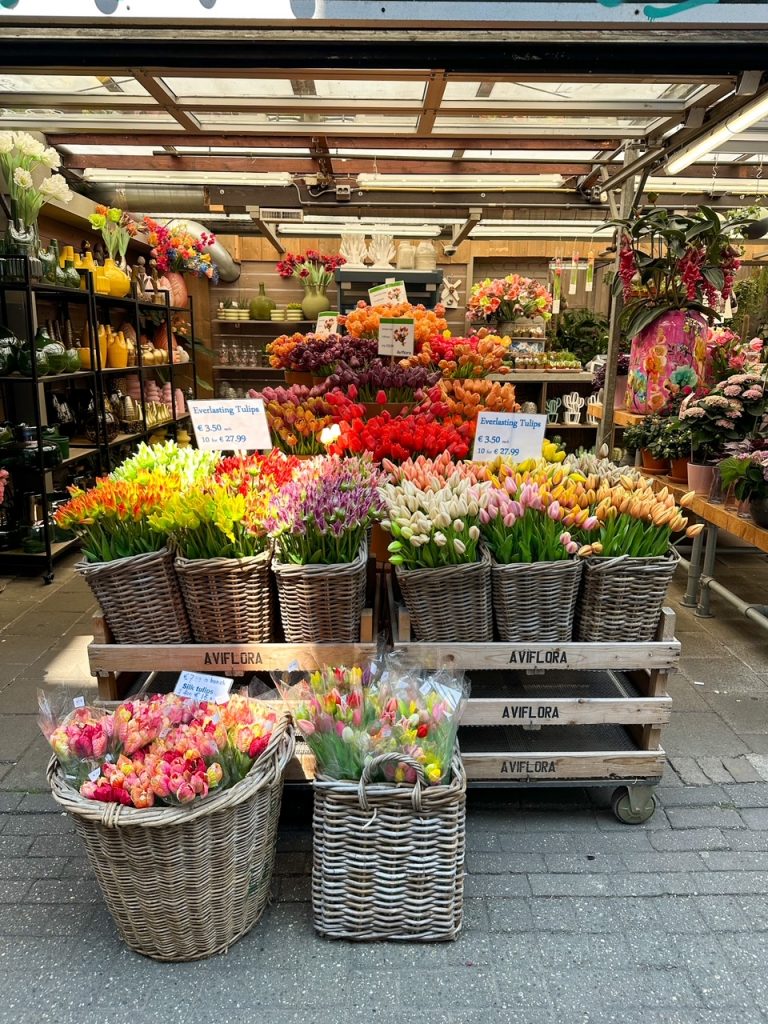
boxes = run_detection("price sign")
[378,317,415,357]
[174,671,233,705]
[315,311,339,336]
[188,399,272,451]
[472,411,547,462]
[369,280,408,306]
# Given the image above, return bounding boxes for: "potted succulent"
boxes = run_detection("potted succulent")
[648,417,694,481]
[622,415,666,473]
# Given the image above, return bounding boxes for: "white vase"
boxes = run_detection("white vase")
[340,229,367,268]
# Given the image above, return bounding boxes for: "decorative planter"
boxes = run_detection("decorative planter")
[176,551,273,644]
[626,310,707,414]
[272,541,367,642]
[103,259,131,299]
[301,287,332,322]
[76,547,191,644]
[491,555,582,643]
[312,748,465,942]
[687,462,715,496]
[750,498,768,529]
[284,369,314,387]
[395,547,492,642]
[614,375,629,411]
[249,282,274,320]
[668,457,689,483]
[47,718,295,962]
[640,449,669,475]
[165,271,189,308]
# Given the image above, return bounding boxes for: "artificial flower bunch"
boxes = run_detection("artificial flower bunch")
[266,331,306,370]
[379,468,486,568]
[381,451,478,487]
[276,249,345,293]
[255,384,364,455]
[267,455,383,565]
[405,333,511,379]
[88,204,138,263]
[142,217,218,281]
[149,485,273,560]
[329,409,472,463]
[344,301,447,343]
[577,480,703,558]
[54,474,180,563]
[110,440,219,485]
[42,691,279,808]
[424,378,520,432]
[214,449,301,496]
[467,274,553,323]
[325,360,440,405]
[0,130,72,226]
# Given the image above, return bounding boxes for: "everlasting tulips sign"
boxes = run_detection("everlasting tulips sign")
[188,399,272,452]
[472,411,547,462]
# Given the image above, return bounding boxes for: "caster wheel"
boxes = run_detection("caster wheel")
[611,786,656,824]
[43,572,55,585]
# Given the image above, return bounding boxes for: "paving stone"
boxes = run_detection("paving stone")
[0,904,94,937]
[3,813,74,835]
[740,808,768,829]
[698,756,741,783]
[0,857,66,880]
[544,965,701,1010]
[565,897,660,933]
[620,851,705,872]
[689,963,759,1011]
[543,852,621,874]
[397,968,503,1009]
[722,782,768,806]
[486,899,534,933]
[666,806,745,829]
[657,785,729,806]
[467,852,546,874]
[0,792,22,812]
[529,898,578,931]
[28,834,85,857]
[0,835,34,858]
[722,758,765,784]
[669,757,712,787]
[0,715,43,761]
[701,850,768,871]
[0,880,31,902]
[26,878,101,903]
[703,693,768,736]
[649,828,729,851]
[663,712,749,756]
[465,873,532,898]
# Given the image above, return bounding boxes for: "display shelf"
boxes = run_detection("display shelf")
[588,403,644,427]
[108,430,147,447]
[489,371,592,383]
[60,446,99,465]
[213,319,314,326]
[0,370,96,384]
[545,422,598,431]
[213,364,280,372]
[1,537,80,561]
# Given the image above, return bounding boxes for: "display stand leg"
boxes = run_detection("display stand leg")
[681,526,705,608]
[696,524,718,618]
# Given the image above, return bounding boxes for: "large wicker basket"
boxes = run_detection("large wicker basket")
[47,716,295,962]
[575,549,680,643]
[395,547,492,642]
[272,541,367,642]
[491,555,583,643]
[176,550,273,644]
[77,547,191,644]
[312,750,466,942]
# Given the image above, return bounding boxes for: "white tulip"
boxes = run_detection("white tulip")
[12,167,33,189]
[0,132,14,155]
[41,147,61,170]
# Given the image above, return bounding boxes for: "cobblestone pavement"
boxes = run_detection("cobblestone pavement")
[1,552,768,1024]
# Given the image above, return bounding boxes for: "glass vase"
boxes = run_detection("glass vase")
[1,204,42,282]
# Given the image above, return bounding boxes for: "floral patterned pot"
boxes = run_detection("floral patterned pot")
[626,310,707,414]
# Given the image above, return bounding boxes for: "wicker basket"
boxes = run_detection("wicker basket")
[272,541,367,642]
[176,550,273,644]
[575,549,680,643]
[312,750,466,942]
[395,547,492,642]
[77,547,191,644]
[491,555,583,643]
[47,716,295,962]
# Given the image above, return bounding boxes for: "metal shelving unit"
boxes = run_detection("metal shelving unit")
[334,268,444,311]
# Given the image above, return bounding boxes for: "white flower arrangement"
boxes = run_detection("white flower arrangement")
[0,130,72,230]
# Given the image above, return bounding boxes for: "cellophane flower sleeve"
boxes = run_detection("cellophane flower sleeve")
[38,689,115,788]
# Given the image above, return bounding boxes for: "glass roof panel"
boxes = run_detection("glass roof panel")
[195,112,418,130]
[60,144,159,156]
[461,148,616,161]
[164,77,425,101]
[332,148,456,159]
[0,74,148,96]
[0,108,177,127]
[443,80,703,102]
[434,114,655,134]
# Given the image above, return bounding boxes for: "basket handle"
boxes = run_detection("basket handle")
[357,753,427,813]
[586,554,628,572]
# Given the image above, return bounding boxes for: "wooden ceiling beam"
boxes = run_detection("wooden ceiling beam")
[309,135,334,181]
[416,71,447,136]
[131,70,202,133]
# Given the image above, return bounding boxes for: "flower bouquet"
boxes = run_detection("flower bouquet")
[268,456,382,641]
[277,249,345,319]
[255,384,363,455]
[719,440,768,527]
[344,300,447,342]
[403,332,511,379]
[325,359,440,416]
[379,465,492,641]
[467,274,552,326]
[143,217,218,282]
[329,408,472,463]
[89,204,138,265]
[55,475,191,644]
[480,467,599,642]
[110,439,218,485]
[45,690,294,961]
[423,378,519,436]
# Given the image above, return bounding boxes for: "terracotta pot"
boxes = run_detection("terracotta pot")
[284,370,314,386]
[687,462,715,496]
[669,456,689,483]
[640,449,668,475]
[627,309,707,414]
[165,271,188,308]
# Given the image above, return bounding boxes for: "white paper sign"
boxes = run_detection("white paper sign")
[315,311,339,336]
[88,767,102,783]
[174,671,233,705]
[73,695,85,709]
[378,317,415,358]
[369,281,408,306]
[472,411,547,462]
[188,399,272,451]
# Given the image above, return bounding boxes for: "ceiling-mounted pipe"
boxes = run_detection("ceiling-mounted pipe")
[163,218,240,283]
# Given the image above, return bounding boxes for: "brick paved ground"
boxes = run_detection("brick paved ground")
[1,552,768,1024]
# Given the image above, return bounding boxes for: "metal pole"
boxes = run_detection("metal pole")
[681,526,705,608]
[696,523,719,618]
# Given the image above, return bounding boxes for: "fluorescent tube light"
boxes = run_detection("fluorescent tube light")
[356,172,564,191]
[277,222,442,238]
[647,175,768,193]
[81,169,293,186]
[665,90,768,175]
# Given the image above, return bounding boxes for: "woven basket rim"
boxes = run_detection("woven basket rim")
[314,749,466,801]
[488,551,582,571]
[394,545,490,583]
[75,545,171,576]
[175,550,271,572]
[581,548,681,573]
[272,540,367,577]
[47,715,294,829]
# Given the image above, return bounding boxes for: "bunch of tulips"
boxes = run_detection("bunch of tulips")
[329,409,472,463]
[266,332,306,370]
[325,360,440,404]
[424,378,520,432]
[344,301,447,343]
[256,384,364,455]
[403,332,510,378]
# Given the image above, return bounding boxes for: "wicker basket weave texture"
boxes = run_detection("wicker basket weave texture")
[77,547,191,644]
[272,542,367,643]
[575,550,679,643]
[395,548,492,642]
[175,551,273,643]
[491,555,583,643]
[47,717,295,962]
[311,750,466,942]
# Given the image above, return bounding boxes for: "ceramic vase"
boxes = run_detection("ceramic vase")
[749,498,768,529]
[301,286,331,321]
[687,462,715,496]
[626,310,707,414]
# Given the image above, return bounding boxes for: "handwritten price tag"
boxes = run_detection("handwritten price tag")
[369,280,408,306]
[174,671,233,705]
[472,411,547,462]
[378,317,415,357]
[188,399,272,452]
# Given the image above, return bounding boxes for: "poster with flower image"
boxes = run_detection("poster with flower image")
[378,317,415,358]
[369,281,408,307]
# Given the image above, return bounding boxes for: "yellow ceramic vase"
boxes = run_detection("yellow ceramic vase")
[107,332,129,369]
[103,259,131,299]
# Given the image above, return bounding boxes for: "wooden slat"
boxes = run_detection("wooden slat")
[462,749,665,781]
[389,641,680,671]
[463,696,672,728]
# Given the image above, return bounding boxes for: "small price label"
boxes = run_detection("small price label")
[174,671,233,705]
[369,280,408,307]
[378,317,415,358]
[188,399,272,452]
[472,411,547,463]
[73,695,85,709]
[88,767,101,782]
[315,311,339,336]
